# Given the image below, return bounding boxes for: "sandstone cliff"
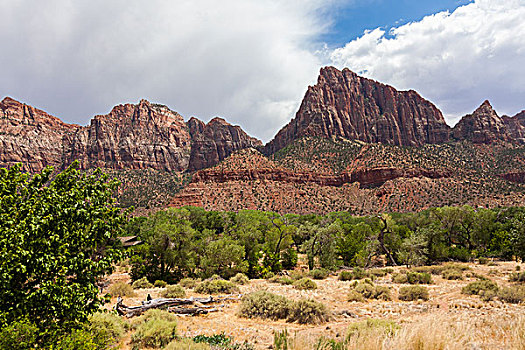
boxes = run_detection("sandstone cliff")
[452,100,511,144]
[187,117,262,171]
[265,66,450,154]
[502,110,525,144]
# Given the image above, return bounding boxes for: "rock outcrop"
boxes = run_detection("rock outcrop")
[452,101,511,144]
[187,117,262,171]
[502,110,525,144]
[265,66,450,154]
[0,97,80,172]
[0,97,260,172]
[67,100,192,171]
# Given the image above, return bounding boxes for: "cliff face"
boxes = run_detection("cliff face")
[0,97,80,172]
[187,117,262,171]
[67,100,192,171]
[452,100,511,144]
[502,110,525,143]
[265,66,450,154]
[0,98,260,172]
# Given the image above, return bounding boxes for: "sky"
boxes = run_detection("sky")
[1,0,524,142]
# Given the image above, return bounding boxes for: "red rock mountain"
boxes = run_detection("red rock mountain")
[265,66,450,154]
[0,97,260,172]
[452,100,511,144]
[502,110,525,144]
[187,117,262,171]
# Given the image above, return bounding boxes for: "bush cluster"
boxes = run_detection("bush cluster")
[509,272,525,283]
[392,271,432,284]
[441,269,463,280]
[497,286,525,304]
[269,276,294,285]
[462,280,499,296]
[293,278,317,290]
[230,273,250,285]
[154,280,168,288]
[398,286,429,301]
[108,282,135,297]
[238,291,330,324]
[131,309,178,349]
[132,277,153,289]
[162,285,186,298]
[179,278,198,289]
[308,268,329,280]
[195,280,239,295]
[339,268,372,281]
[348,279,391,301]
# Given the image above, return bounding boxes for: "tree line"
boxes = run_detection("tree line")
[127,205,525,283]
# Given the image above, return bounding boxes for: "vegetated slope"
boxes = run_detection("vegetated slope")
[170,138,525,215]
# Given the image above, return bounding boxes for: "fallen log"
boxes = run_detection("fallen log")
[115,295,242,317]
[168,305,223,315]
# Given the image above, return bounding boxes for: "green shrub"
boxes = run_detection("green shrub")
[498,286,525,304]
[350,280,391,301]
[478,257,489,265]
[289,270,306,281]
[517,265,521,272]
[132,277,153,289]
[131,309,177,349]
[269,276,294,285]
[179,278,198,289]
[413,265,445,275]
[480,289,497,302]
[193,333,232,346]
[293,278,317,290]
[54,329,100,350]
[195,280,239,295]
[339,270,354,281]
[86,312,127,348]
[462,280,499,295]
[370,268,390,277]
[406,272,432,284]
[347,290,365,302]
[441,269,463,280]
[392,273,408,284]
[509,272,525,282]
[287,299,331,324]
[487,261,499,267]
[230,273,250,285]
[0,319,38,350]
[166,338,211,350]
[154,280,168,288]
[108,282,135,297]
[309,268,329,280]
[398,286,429,301]
[448,246,472,262]
[351,267,371,279]
[347,319,400,337]
[162,285,186,298]
[238,291,292,320]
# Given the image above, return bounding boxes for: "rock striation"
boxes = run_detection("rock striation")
[187,117,262,171]
[265,66,450,154]
[0,97,260,172]
[452,100,511,144]
[0,97,80,172]
[502,110,525,144]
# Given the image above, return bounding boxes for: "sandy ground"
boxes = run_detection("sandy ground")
[105,261,524,349]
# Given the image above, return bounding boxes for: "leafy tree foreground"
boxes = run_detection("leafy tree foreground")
[0,162,127,343]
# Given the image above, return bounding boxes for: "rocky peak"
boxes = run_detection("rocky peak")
[264,66,450,154]
[502,110,525,143]
[187,116,262,171]
[452,100,510,144]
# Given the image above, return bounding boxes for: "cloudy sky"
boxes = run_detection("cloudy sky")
[1,0,524,142]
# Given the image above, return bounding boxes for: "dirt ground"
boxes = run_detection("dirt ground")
[106,261,524,349]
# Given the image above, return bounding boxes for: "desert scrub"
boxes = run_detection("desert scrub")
[238,291,292,320]
[289,270,306,281]
[398,286,429,301]
[509,271,525,282]
[287,299,331,324]
[87,312,128,348]
[350,279,391,300]
[462,280,499,296]
[293,278,317,290]
[347,319,400,337]
[165,338,211,350]
[230,273,249,285]
[131,309,178,349]
[154,280,167,288]
[370,268,392,277]
[441,268,463,280]
[498,286,525,304]
[195,280,239,294]
[269,276,294,285]
[162,285,186,298]
[347,290,366,302]
[391,273,408,284]
[179,278,198,289]
[132,277,153,289]
[339,268,371,281]
[406,272,432,284]
[108,282,135,297]
[308,268,329,280]
[412,265,444,275]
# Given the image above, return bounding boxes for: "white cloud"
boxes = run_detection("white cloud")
[0,0,337,142]
[330,0,525,125]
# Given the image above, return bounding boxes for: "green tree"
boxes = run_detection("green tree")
[0,163,126,337]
